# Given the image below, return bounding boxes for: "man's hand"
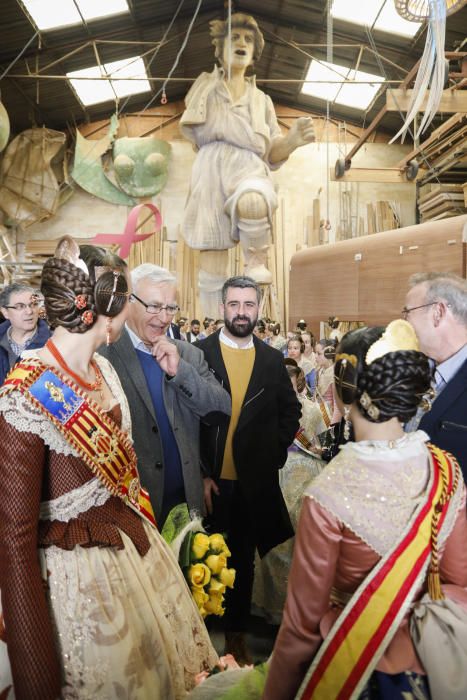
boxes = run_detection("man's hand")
[203,477,219,515]
[287,116,315,149]
[151,336,180,376]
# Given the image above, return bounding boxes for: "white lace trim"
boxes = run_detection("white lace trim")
[0,350,133,457]
[40,477,111,522]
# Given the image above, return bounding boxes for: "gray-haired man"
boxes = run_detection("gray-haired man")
[0,283,50,384]
[404,271,467,478]
[99,263,231,525]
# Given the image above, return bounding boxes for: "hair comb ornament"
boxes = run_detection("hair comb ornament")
[365,319,419,365]
[359,391,380,420]
[335,353,357,367]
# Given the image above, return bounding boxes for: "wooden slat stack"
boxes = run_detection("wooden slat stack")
[417,184,466,222]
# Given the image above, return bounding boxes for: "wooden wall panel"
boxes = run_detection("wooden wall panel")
[289,214,467,333]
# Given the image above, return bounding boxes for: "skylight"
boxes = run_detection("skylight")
[331,0,422,38]
[20,0,129,31]
[301,60,384,110]
[67,56,151,106]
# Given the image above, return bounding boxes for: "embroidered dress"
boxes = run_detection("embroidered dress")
[263,432,467,700]
[0,351,217,700]
[180,67,282,250]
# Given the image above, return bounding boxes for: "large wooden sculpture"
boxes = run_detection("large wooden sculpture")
[180,13,315,316]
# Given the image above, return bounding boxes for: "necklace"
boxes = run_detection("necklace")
[46,339,104,399]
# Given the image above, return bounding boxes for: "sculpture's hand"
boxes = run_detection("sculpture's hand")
[287,116,315,149]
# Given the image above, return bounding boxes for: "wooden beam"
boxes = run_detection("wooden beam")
[386,89,467,113]
[330,167,421,183]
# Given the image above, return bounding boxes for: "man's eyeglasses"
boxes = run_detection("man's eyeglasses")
[401,301,450,320]
[130,293,180,316]
[4,302,40,312]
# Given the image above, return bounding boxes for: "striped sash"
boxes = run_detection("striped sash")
[3,359,156,528]
[296,444,459,700]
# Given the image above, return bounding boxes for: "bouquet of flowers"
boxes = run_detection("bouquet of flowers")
[161,504,236,619]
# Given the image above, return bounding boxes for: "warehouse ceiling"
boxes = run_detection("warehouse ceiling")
[1,0,466,139]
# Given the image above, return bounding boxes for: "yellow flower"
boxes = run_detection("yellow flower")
[191,532,210,560]
[208,533,231,556]
[192,587,209,609]
[219,567,236,589]
[188,563,211,588]
[208,577,226,595]
[205,593,225,616]
[205,553,227,575]
[199,606,208,619]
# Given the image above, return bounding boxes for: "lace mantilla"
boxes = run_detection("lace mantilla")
[308,434,433,556]
[40,477,111,522]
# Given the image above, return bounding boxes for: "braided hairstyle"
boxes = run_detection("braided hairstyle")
[284,358,306,394]
[41,237,128,333]
[334,326,432,423]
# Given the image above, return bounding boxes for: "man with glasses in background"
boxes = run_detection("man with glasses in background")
[403,271,467,479]
[99,263,230,525]
[0,283,50,384]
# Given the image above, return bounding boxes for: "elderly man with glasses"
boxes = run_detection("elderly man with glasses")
[404,271,467,479]
[99,263,231,525]
[0,282,50,385]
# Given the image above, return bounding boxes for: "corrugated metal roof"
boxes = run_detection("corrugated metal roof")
[0,0,466,136]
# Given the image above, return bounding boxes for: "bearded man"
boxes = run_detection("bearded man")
[195,275,300,664]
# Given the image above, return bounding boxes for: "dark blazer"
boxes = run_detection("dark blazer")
[167,323,181,340]
[195,331,301,556]
[0,319,51,385]
[99,330,231,522]
[419,358,467,481]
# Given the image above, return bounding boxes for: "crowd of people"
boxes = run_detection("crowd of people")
[0,233,465,700]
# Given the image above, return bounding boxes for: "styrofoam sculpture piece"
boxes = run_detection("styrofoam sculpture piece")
[0,127,66,227]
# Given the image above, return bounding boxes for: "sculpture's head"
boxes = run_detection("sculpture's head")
[112,136,171,197]
[210,13,264,71]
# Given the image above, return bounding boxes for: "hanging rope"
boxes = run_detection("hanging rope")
[227,0,232,83]
[326,0,333,230]
[140,0,204,112]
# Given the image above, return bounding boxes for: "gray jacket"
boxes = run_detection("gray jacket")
[99,330,231,522]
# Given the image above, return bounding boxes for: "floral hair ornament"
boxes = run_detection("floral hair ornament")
[74,294,87,310]
[365,319,419,366]
[81,310,95,326]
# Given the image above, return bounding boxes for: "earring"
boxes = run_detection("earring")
[343,405,351,441]
[106,317,112,346]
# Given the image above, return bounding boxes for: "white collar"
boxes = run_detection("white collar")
[219,327,254,349]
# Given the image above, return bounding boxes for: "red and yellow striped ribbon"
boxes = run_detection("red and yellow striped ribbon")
[297,445,456,700]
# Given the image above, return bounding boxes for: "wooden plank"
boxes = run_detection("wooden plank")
[418,184,463,205]
[419,192,464,212]
[396,113,465,167]
[386,89,467,113]
[330,167,420,183]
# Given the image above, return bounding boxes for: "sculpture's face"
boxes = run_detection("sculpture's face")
[113,136,171,197]
[222,28,255,70]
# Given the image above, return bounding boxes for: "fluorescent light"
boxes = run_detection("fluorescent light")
[67,57,151,106]
[332,0,422,38]
[301,60,384,111]
[21,0,129,31]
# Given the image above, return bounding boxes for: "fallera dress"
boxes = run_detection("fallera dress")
[0,350,217,700]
